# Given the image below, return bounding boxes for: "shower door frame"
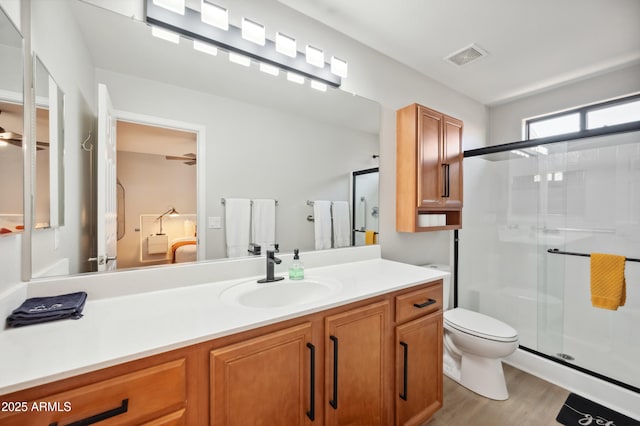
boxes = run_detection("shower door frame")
[457,119,640,394]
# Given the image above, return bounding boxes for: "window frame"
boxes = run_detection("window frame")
[525,93,640,140]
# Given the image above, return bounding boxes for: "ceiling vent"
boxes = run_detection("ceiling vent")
[445,44,488,66]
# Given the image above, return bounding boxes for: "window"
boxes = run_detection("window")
[525,94,640,139]
[587,99,640,129]
[528,113,580,138]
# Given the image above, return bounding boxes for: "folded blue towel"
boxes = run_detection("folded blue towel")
[6,292,87,327]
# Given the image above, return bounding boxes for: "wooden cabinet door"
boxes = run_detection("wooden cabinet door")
[395,312,443,426]
[325,301,389,426]
[442,116,463,209]
[417,106,444,209]
[210,323,314,426]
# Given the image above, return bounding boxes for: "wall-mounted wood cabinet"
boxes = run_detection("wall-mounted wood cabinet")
[396,103,463,231]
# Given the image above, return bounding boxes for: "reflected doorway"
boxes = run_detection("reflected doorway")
[351,167,379,246]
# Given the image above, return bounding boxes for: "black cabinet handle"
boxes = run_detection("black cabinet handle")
[400,342,408,401]
[441,164,450,198]
[413,298,437,309]
[307,342,316,421]
[50,398,129,426]
[329,335,339,409]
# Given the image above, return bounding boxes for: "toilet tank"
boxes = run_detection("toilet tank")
[423,264,451,310]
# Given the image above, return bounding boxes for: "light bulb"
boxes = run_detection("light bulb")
[305,45,324,68]
[276,32,297,58]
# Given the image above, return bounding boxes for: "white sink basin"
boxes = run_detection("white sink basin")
[220,276,342,309]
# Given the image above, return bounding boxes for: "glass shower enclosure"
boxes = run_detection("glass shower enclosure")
[458,127,640,392]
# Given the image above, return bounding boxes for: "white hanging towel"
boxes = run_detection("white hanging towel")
[332,201,351,248]
[225,198,251,258]
[313,200,332,250]
[251,199,276,252]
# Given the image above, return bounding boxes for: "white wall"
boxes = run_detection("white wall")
[28,0,96,278]
[230,0,489,266]
[488,63,640,144]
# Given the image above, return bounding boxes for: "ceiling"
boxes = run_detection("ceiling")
[278,0,640,105]
[116,121,196,158]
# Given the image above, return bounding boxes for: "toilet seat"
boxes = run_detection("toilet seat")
[444,308,518,343]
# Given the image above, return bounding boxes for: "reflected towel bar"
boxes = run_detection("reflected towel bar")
[221,198,278,205]
[353,229,378,235]
[547,248,640,263]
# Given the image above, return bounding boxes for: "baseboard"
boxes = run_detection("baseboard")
[504,348,640,420]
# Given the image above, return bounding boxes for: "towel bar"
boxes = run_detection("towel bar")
[221,198,278,205]
[547,248,640,263]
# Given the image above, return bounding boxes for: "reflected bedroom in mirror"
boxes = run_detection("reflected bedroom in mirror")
[27,0,381,280]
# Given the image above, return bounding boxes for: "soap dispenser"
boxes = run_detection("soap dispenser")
[289,249,304,280]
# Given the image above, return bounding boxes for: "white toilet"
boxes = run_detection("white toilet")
[425,264,519,401]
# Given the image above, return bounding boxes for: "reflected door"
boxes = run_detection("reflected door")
[96,84,117,271]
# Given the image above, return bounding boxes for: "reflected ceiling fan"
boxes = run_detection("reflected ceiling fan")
[0,111,49,151]
[165,153,196,165]
[0,126,49,151]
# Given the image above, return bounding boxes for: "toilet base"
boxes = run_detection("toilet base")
[444,351,509,400]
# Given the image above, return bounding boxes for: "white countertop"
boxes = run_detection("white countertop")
[0,258,447,395]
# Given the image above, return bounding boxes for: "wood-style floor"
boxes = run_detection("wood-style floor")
[425,364,570,426]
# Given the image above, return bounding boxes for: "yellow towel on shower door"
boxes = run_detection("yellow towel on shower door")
[590,253,626,310]
[365,230,377,245]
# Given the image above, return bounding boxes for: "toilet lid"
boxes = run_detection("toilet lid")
[444,308,518,342]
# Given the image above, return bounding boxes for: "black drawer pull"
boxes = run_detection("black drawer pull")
[307,342,316,421]
[400,341,409,401]
[50,398,129,426]
[413,298,437,309]
[329,335,339,409]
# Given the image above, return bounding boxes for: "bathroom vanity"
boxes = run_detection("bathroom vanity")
[0,249,446,425]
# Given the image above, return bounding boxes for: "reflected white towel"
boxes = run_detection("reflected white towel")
[225,198,251,258]
[251,199,276,252]
[313,200,332,250]
[332,201,351,248]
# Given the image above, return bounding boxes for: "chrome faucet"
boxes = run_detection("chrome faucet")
[257,250,285,283]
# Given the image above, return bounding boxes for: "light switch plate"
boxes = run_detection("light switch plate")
[208,216,222,229]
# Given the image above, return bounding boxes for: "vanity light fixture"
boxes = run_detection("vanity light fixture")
[242,18,265,46]
[193,40,218,55]
[260,63,279,76]
[287,72,304,84]
[201,0,228,30]
[153,0,185,15]
[305,45,324,68]
[145,0,344,88]
[151,26,180,44]
[229,52,251,67]
[275,32,296,58]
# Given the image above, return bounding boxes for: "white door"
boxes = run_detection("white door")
[95,84,118,271]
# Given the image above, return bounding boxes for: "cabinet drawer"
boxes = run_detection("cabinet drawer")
[395,282,442,323]
[141,408,186,426]
[0,359,187,426]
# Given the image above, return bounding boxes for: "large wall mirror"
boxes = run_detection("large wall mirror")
[0,5,24,237]
[29,0,380,279]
